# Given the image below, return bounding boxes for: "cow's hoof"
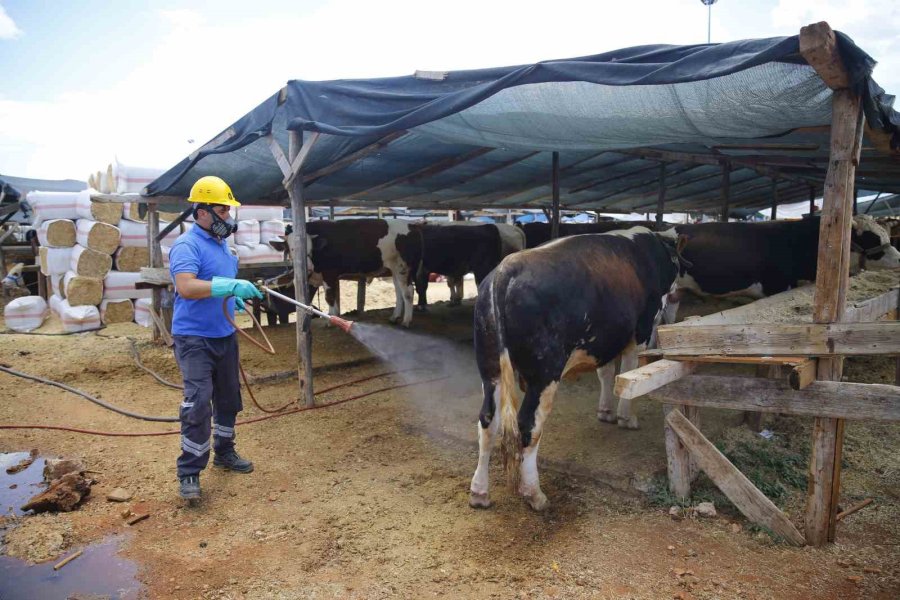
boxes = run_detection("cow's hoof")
[388,315,401,324]
[469,491,492,509]
[524,490,549,512]
[597,410,617,424]
[617,416,640,430]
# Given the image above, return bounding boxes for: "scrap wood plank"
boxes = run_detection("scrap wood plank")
[615,359,696,400]
[656,321,900,356]
[649,375,900,421]
[666,409,806,546]
[789,358,817,390]
[844,288,899,323]
[640,350,808,367]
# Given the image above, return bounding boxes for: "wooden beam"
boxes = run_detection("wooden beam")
[615,359,696,400]
[302,130,408,186]
[356,276,366,315]
[789,358,817,390]
[147,204,162,344]
[288,130,315,408]
[567,161,661,194]
[655,321,900,356]
[341,147,494,201]
[844,288,899,323]
[650,375,900,422]
[655,163,666,224]
[809,184,817,215]
[799,22,851,90]
[642,352,809,367]
[663,404,698,500]
[621,148,812,185]
[266,133,292,179]
[287,132,321,184]
[771,179,779,220]
[666,410,806,545]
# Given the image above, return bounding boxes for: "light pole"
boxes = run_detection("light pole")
[701,0,718,44]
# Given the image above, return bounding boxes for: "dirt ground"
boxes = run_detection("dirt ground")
[1,282,899,599]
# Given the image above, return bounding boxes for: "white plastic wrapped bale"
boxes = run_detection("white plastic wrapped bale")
[122,199,145,222]
[113,246,150,272]
[234,220,260,246]
[235,244,285,265]
[57,299,101,332]
[50,274,64,298]
[112,161,165,194]
[28,191,80,226]
[63,271,103,306]
[100,299,134,324]
[36,219,76,247]
[49,293,63,314]
[4,296,49,332]
[39,247,73,276]
[70,244,113,278]
[103,270,151,300]
[259,220,286,245]
[75,189,122,225]
[134,298,152,327]
[75,219,121,254]
[117,219,179,247]
[235,206,283,221]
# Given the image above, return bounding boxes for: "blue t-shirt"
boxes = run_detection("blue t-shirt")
[169,225,239,338]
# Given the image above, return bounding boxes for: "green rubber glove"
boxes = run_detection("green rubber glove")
[234,297,246,312]
[210,277,264,302]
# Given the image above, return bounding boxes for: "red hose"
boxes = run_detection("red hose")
[0,373,448,437]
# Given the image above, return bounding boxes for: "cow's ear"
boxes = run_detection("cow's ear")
[676,233,690,255]
[268,238,286,252]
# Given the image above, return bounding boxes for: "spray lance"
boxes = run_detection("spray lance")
[257,283,354,333]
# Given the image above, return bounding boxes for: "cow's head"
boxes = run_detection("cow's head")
[267,224,323,286]
[851,215,900,271]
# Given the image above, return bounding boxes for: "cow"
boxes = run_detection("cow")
[519,220,670,249]
[666,214,900,302]
[468,227,683,511]
[413,223,504,310]
[274,219,421,327]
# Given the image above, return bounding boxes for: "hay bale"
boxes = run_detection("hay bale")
[118,219,147,247]
[113,246,150,272]
[134,297,152,327]
[122,201,145,222]
[75,219,121,254]
[27,191,80,226]
[39,247,73,276]
[63,271,103,306]
[36,219,76,248]
[50,274,65,298]
[100,299,134,324]
[69,244,112,278]
[76,189,122,225]
[103,271,151,300]
[57,299,101,333]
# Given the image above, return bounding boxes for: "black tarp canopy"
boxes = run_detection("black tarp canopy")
[145,30,900,213]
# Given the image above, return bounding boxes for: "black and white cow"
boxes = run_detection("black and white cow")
[666,214,900,302]
[469,227,682,510]
[275,219,422,327]
[413,223,503,310]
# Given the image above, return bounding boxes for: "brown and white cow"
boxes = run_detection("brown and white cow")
[277,219,422,327]
[519,220,670,249]
[469,227,682,510]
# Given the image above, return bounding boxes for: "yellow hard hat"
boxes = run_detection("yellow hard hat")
[188,176,241,207]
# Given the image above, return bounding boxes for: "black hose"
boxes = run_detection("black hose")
[0,364,179,422]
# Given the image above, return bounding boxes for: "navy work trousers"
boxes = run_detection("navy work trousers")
[174,334,243,478]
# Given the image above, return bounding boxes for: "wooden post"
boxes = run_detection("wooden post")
[550,151,560,240]
[770,179,778,220]
[720,162,731,222]
[809,185,816,216]
[288,131,316,408]
[656,162,666,225]
[794,20,866,545]
[329,203,335,220]
[852,186,858,216]
[147,202,162,344]
[664,404,701,499]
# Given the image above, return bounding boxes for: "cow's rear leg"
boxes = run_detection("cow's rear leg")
[447,276,463,306]
[469,381,499,509]
[519,381,558,511]
[616,343,642,429]
[596,360,618,423]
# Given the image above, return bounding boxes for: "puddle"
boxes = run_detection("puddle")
[0,535,140,599]
[1,452,46,517]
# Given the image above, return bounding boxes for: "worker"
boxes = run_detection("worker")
[168,175,264,502]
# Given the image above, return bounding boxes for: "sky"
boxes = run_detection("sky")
[0,0,897,181]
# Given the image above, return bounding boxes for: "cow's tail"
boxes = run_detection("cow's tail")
[498,348,522,490]
[493,268,522,490]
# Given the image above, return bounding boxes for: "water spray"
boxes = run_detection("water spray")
[259,285,354,333]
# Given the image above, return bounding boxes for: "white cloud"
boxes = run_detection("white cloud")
[0,4,22,40]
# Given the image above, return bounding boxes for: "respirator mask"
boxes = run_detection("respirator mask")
[195,204,238,240]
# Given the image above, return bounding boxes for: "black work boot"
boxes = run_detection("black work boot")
[179,475,201,501]
[213,449,254,473]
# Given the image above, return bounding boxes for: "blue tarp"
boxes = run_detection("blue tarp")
[145,30,900,213]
